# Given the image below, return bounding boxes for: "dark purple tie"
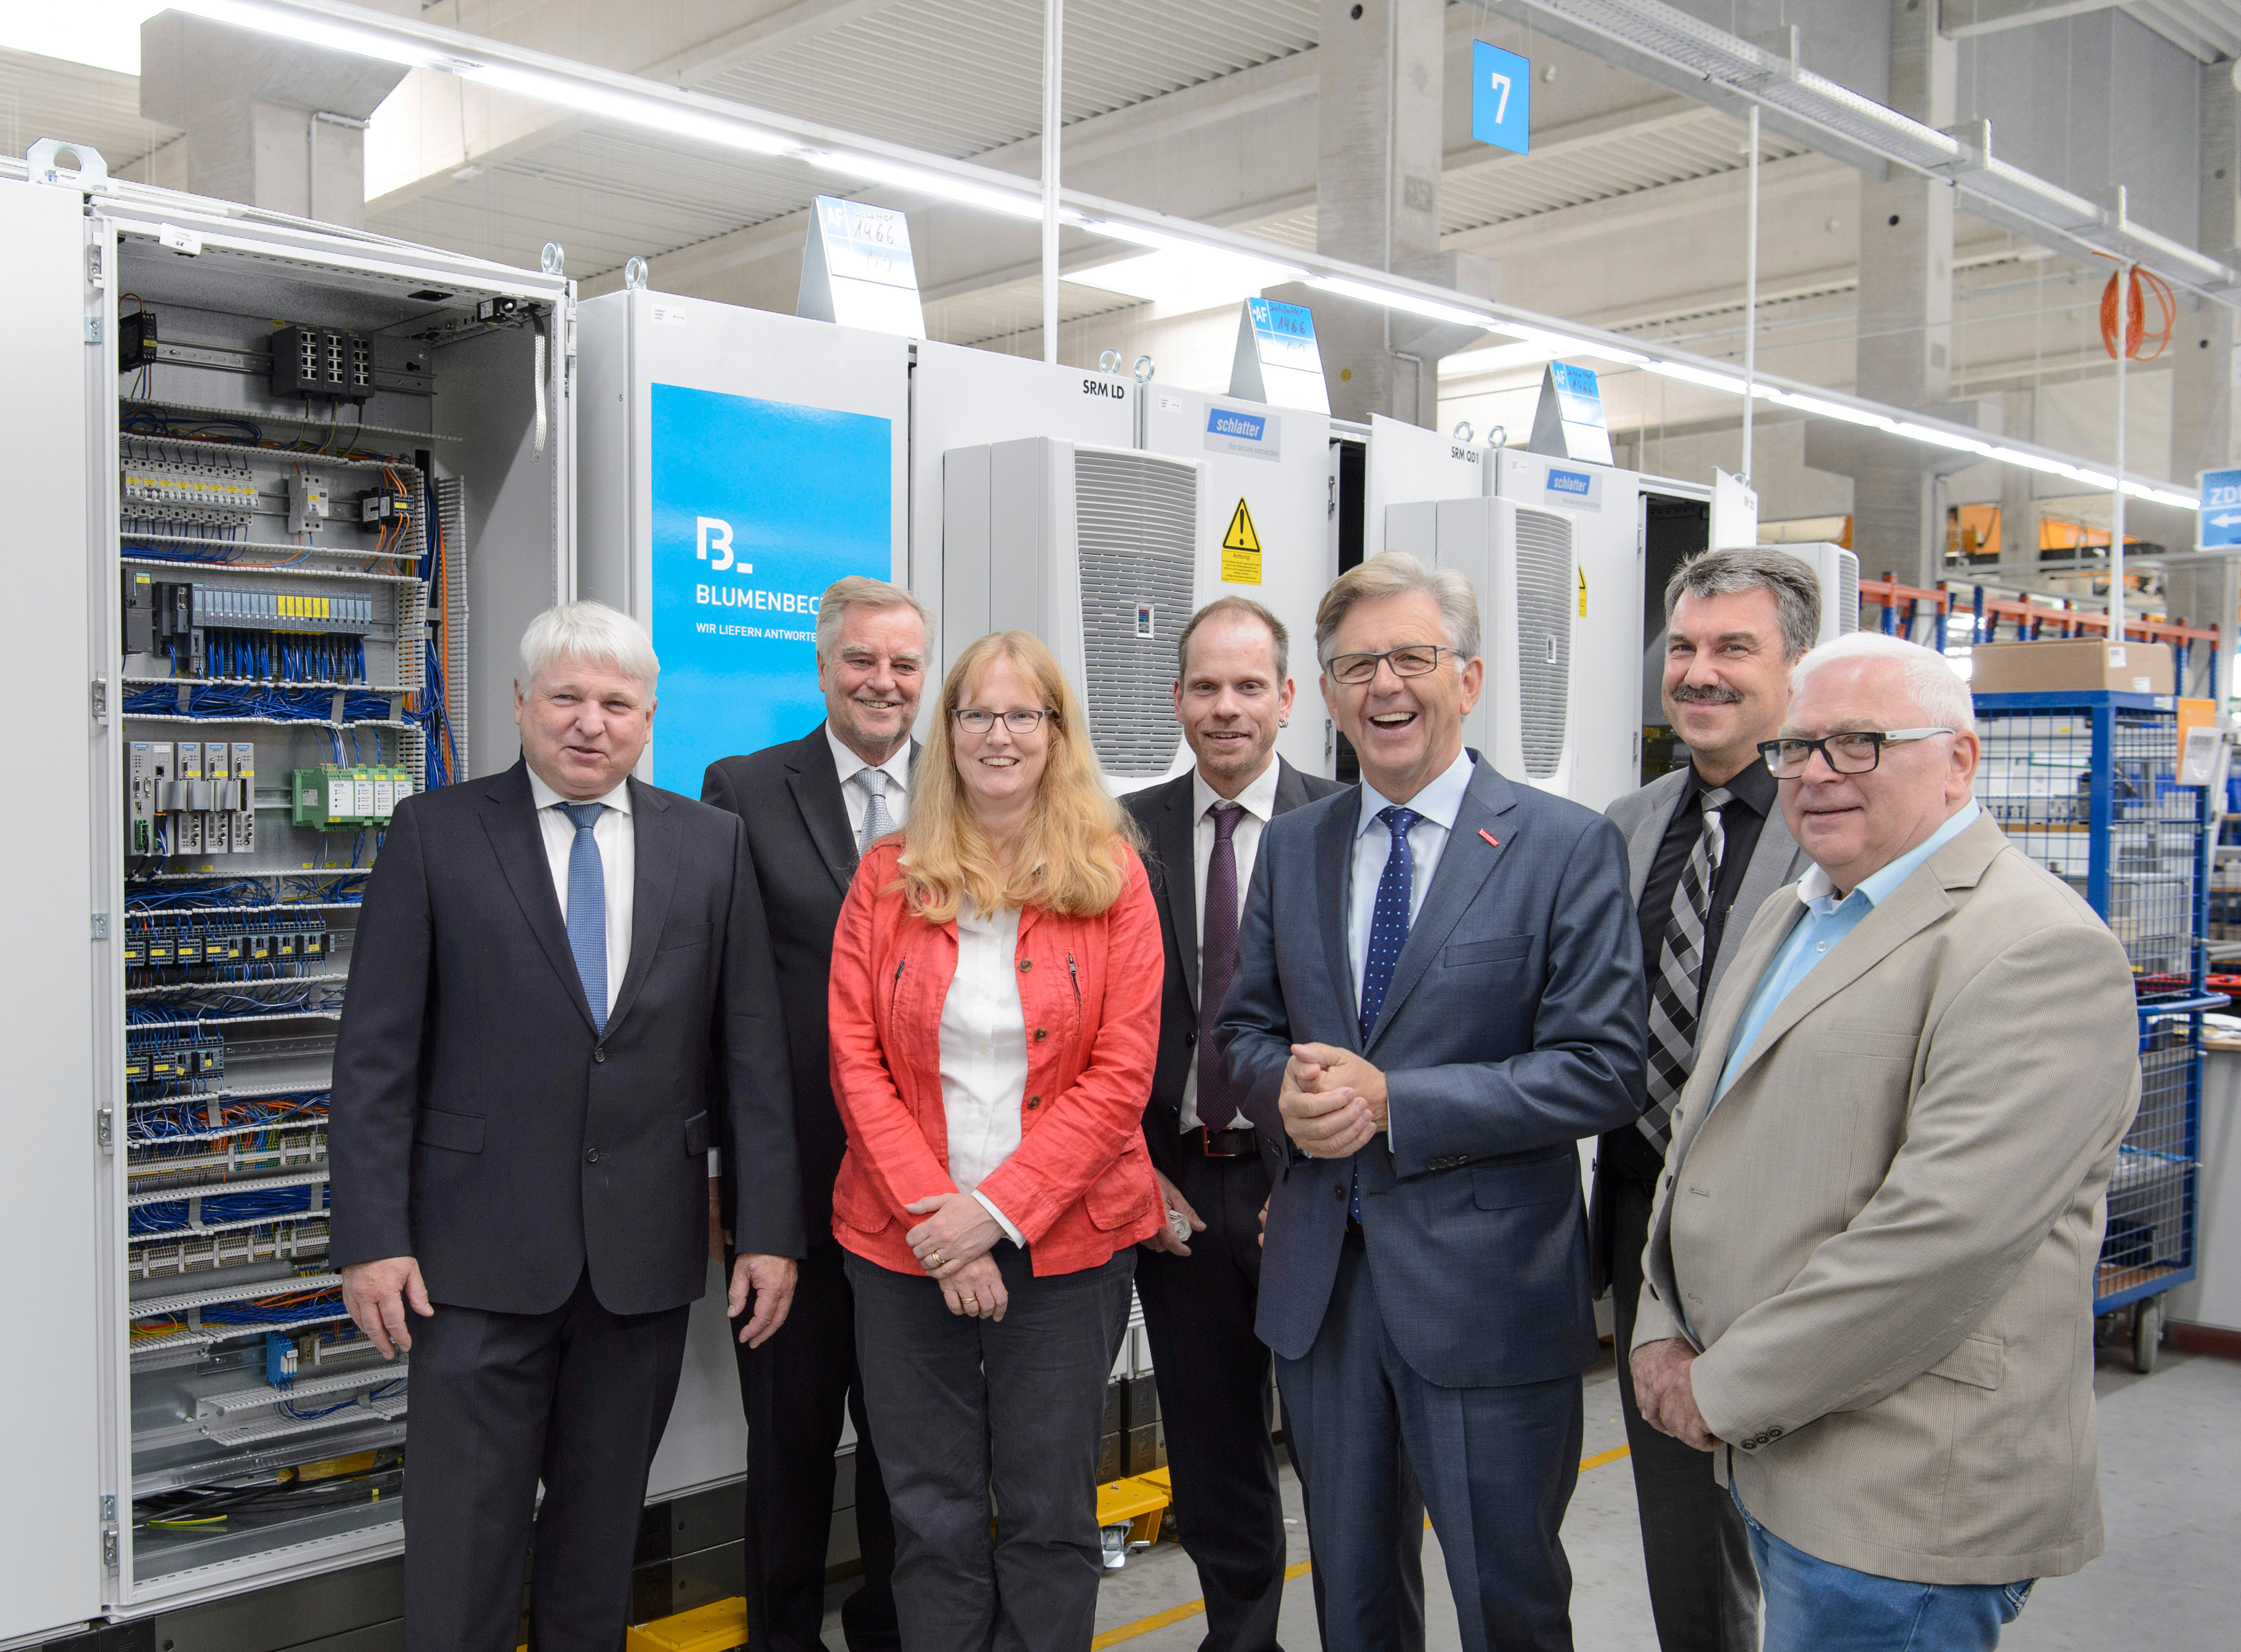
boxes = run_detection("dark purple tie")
[1196,803,1245,1124]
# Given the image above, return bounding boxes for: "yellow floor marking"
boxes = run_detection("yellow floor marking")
[1092,1446,1631,1647]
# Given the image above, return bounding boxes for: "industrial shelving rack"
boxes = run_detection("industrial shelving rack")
[1972,690,2219,1373]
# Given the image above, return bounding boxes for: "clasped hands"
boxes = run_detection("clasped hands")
[905,1192,1008,1321]
[1279,1042,1388,1159]
[1631,1338,1719,1450]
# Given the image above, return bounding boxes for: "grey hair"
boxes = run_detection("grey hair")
[1789,631,1975,736]
[517,600,658,693]
[1178,595,1290,682]
[1315,551,1482,666]
[814,575,936,660]
[1665,546,1822,661]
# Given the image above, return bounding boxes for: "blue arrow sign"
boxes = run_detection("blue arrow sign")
[2202,467,2241,549]
[1473,42,1530,155]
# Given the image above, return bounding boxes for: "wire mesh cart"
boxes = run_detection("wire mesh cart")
[1972,690,2223,1374]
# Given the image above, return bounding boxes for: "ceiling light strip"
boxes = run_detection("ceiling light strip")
[176,0,2199,508]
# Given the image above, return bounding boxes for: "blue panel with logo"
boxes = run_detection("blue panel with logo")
[1472,41,1531,155]
[2201,466,2241,549]
[650,382,892,790]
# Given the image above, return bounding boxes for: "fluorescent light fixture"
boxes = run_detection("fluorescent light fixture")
[1443,327,1649,377]
[174,0,455,68]
[0,1,168,75]
[1309,276,1491,331]
[1644,360,1750,396]
[1069,248,1307,314]
[801,151,1044,220]
[464,63,793,155]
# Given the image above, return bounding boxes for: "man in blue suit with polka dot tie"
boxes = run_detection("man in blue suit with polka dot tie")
[1215,554,1644,1652]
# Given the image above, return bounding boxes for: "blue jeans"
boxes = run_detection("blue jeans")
[1733,1484,2034,1652]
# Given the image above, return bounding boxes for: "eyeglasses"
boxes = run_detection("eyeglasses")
[1758,728,1956,777]
[1324,645,1453,685]
[952,708,1055,736]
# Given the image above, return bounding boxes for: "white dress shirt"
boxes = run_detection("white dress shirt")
[825,723,912,846]
[939,898,1027,1245]
[1346,744,1476,1009]
[1180,760,1282,1131]
[527,768,634,1021]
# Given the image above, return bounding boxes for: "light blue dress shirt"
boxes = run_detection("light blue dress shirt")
[1347,744,1478,1010]
[1708,800,1982,1107]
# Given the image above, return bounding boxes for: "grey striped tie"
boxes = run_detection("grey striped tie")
[857,768,896,855]
[1639,786,1731,1150]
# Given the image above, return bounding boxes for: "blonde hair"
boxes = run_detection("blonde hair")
[894,631,1141,920]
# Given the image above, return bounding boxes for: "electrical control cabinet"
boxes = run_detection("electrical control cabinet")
[1786,541,1863,645]
[0,152,569,1636]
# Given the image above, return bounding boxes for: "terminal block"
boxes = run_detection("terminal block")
[121,460,258,524]
[291,764,414,829]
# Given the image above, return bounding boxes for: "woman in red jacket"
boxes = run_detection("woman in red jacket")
[828,629,1164,1651]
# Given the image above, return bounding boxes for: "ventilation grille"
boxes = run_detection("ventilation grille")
[1514,507,1574,779]
[1074,450,1198,776]
[1836,549,1860,636]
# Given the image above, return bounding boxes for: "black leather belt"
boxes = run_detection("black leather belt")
[1191,1127,1258,1158]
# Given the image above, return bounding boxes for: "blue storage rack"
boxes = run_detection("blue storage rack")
[1971,690,2216,1318]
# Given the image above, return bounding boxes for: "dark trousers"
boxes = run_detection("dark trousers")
[403,1269,691,1652]
[1278,1235,1582,1652]
[847,1243,1134,1652]
[736,1239,899,1652]
[1135,1146,1288,1652]
[1610,1176,1761,1652]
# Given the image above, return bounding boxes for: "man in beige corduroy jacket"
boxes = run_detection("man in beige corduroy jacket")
[1631,631,2140,1652]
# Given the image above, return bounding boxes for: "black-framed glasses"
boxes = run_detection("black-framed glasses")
[952,708,1055,736]
[1759,727,1955,777]
[1324,644,1454,685]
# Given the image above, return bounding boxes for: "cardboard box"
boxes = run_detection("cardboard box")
[1969,639,2174,696]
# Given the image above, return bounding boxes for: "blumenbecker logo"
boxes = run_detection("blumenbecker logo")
[696,516,749,574]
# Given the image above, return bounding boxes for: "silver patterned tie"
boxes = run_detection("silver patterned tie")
[1639,786,1731,1150]
[857,767,897,855]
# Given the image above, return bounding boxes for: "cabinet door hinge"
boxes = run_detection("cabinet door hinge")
[92,911,110,940]
[97,1108,114,1152]
[91,677,109,725]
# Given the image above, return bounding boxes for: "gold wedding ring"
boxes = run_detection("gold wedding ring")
[928,1250,946,1268]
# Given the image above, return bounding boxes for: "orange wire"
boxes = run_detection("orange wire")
[2098,263,2176,361]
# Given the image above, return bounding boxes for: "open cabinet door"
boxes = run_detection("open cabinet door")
[0,174,106,1640]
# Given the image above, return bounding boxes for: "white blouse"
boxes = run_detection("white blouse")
[939,898,1028,1245]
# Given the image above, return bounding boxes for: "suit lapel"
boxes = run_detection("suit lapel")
[1625,768,1687,904]
[481,763,598,1032]
[1363,762,1520,1056]
[604,780,679,1034]
[1313,788,1363,1053]
[1705,798,1810,1003]
[790,723,861,894]
[1707,859,1957,1104]
[1157,774,1202,1011]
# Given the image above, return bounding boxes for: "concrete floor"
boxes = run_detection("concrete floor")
[824,1345,2239,1650]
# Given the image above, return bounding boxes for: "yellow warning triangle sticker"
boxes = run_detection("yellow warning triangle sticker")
[1223,497,1262,554]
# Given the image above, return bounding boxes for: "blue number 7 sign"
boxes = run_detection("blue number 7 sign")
[1473,41,1531,155]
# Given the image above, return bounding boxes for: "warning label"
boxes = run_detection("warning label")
[1221,497,1262,586]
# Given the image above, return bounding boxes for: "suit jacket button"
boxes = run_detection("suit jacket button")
[1767,1426,1782,1439]
[1333,1185,1345,1203]
[1026,1095,1041,1109]
[593,1046,607,1064]
[585,1147,600,1164]
[1018,958,1033,972]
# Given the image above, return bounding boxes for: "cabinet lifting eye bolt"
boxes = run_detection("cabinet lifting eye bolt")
[623,258,648,291]
[1132,355,1156,385]
[1099,349,1122,374]
[1452,422,1475,445]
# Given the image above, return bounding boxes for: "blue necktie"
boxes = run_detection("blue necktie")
[1352,806,1419,1224]
[558,801,608,1034]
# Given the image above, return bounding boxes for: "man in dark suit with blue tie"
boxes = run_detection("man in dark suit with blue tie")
[331,602,802,1651]
[1216,554,1644,1652]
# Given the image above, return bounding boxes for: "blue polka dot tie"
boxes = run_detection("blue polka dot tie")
[558,801,608,1035]
[1352,805,1418,1224]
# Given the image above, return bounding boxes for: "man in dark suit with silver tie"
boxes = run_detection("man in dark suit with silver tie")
[1123,597,1343,1652]
[701,575,934,1652]
[1591,547,1819,1652]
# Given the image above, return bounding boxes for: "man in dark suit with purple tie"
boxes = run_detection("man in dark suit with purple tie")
[1123,597,1343,1652]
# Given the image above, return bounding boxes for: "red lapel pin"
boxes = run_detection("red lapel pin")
[1478,828,1500,849]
